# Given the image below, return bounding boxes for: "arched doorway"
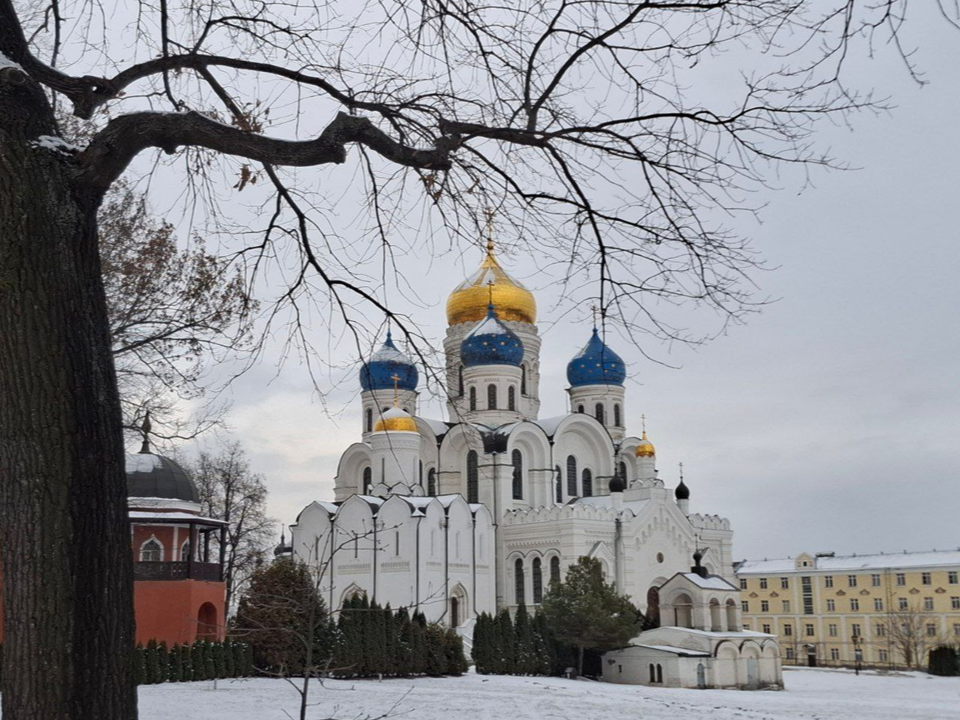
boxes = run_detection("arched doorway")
[450,596,460,628]
[646,586,661,628]
[697,663,706,689]
[673,593,693,628]
[197,602,218,640]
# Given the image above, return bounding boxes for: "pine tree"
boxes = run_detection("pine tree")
[382,604,397,676]
[144,640,160,684]
[204,641,216,680]
[223,641,235,678]
[157,641,170,683]
[395,607,414,676]
[471,613,486,673]
[132,644,146,686]
[496,609,515,675]
[540,557,642,676]
[443,629,467,676]
[191,641,206,681]
[410,616,426,675]
[424,625,446,677]
[180,643,194,682]
[514,603,536,675]
[168,643,183,683]
[532,611,555,676]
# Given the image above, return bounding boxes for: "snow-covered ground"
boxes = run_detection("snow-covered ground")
[126,667,960,720]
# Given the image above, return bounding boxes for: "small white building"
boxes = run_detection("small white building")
[602,562,784,690]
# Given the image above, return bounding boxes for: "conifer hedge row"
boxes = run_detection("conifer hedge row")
[329,595,468,678]
[472,603,556,675]
[132,640,254,685]
[928,645,960,676]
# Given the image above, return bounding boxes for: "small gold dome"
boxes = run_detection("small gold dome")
[635,430,656,458]
[446,243,537,325]
[373,406,418,433]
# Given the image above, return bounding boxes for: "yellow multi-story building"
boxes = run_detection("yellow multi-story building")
[735,550,960,669]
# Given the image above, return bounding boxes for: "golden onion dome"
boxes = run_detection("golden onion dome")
[635,430,656,458]
[373,406,419,433]
[446,241,537,325]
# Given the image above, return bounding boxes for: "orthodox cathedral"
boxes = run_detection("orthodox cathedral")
[289,238,743,651]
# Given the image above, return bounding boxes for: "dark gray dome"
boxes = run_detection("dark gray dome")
[125,452,199,503]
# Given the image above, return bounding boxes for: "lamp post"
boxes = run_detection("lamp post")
[852,634,863,675]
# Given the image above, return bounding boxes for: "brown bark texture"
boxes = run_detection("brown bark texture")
[0,70,137,718]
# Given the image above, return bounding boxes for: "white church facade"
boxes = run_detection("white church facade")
[288,237,777,687]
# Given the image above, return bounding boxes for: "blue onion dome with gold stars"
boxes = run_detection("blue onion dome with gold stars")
[460,304,524,367]
[566,328,627,387]
[359,330,419,392]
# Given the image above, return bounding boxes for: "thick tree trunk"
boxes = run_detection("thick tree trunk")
[0,70,137,717]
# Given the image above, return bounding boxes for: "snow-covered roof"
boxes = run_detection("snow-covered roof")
[634,644,710,657]
[681,573,738,591]
[737,550,960,575]
[129,511,225,526]
[572,495,648,515]
[667,628,776,639]
[419,418,451,437]
[533,415,567,437]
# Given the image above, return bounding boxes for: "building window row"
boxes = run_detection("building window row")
[514,555,560,605]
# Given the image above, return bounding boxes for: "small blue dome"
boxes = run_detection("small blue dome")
[566,328,626,387]
[461,305,524,367]
[360,331,419,392]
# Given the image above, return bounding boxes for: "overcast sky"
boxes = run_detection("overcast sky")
[158,7,960,563]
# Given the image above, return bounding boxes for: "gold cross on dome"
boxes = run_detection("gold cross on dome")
[679,461,684,480]
[641,413,646,433]
[484,207,495,253]
[391,373,401,406]
[591,304,599,328]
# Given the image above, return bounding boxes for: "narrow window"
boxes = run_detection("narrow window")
[550,556,561,586]
[515,558,525,605]
[533,558,543,604]
[140,538,163,562]
[656,664,663,684]
[595,403,605,424]
[566,456,578,497]
[618,461,627,485]
[365,408,373,433]
[555,465,562,503]
[395,530,400,556]
[458,366,464,396]
[521,365,527,395]
[487,384,498,410]
[512,449,523,500]
[467,450,479,503]
[180,541,191,562]
[582,468,593,497]
[427,468,437,496]
[508,385,516,411]
[362,467,372,494]
[577,404,584,414]
[649,664,656,683]
[614,403,621,427]
[469,386,477,411]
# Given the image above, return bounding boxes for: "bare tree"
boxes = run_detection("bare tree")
[883,598,945,670]
[190,441,275,612]
[0,1,956,717]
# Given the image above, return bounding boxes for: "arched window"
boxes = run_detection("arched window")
[487,383,498,410]
[649,664,656,683]
[140,538,163,562]
[521,365,527,395]
[595,403,605,424]
[469,386,477,411]
[614,403,621,427]
[180,541,191,562]
[419,460,423,487]
[577,404,584,414]
[458,366,464,396]
[508,385,516,411]
[533,558,543,604]
[582,468,593,497]
[427,468,437,496]
[362,467,372,494]
[554,465,562,503]
[566,455,578,497]
[656,664,663,684]
[512,449,523,499]
[550,556,561,586]
[467,451,479,503]
[515,558,525,605]
[619,461,628,485]
[365,408,373,433]
[646,587,661,628]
